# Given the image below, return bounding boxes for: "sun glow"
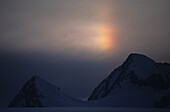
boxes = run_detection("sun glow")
[93,1,116,53]
[97,24,115,51]
[49,1,117,58]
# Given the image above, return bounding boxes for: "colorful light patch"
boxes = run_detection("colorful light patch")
[97,24,115,51]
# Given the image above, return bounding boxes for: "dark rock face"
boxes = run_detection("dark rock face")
[131,72,170,90]
[154,94,170,108]
[88,53,170,108]
[9,76,44,107]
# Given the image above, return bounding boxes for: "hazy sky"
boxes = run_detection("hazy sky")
[0,0,170,107]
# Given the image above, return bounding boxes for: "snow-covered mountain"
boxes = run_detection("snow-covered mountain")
[88,53,170,108]
[8,76,86,107]
[9,53,170,107]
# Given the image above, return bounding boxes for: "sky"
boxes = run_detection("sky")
[0,0,170,107]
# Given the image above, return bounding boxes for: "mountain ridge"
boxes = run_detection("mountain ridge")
[88,53,170,107]
[9,53,170,108]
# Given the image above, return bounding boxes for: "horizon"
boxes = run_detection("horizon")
[0,0,170,107]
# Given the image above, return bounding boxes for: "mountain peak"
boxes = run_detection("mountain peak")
[30,75,41,82]
[9,76,62,107]
[88,53,170,107]
[126,53,155,63]
[9,76,84,107]
[8,76,45,107]
[122,53,156,80]
[31,75,41,80]
[128,53,147,59]
[30,75,45,84]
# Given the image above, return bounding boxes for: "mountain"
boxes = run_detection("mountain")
[9,53,170,108]
[88,53,170,108]
[8,76,86,107]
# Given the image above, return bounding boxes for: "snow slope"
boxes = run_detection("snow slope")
[1,107,170,112]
